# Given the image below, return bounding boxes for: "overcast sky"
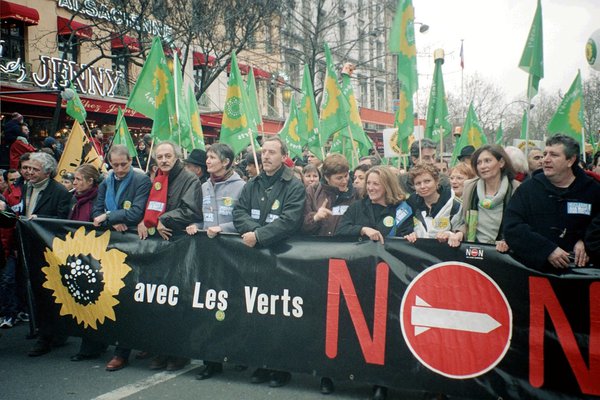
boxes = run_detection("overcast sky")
[412,0,599,102]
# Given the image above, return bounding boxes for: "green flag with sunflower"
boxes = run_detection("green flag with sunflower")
[113,108,137,157]
[298,65,322,159]
[219,52,258,155]
[424,58,452,142]
[319,43,349,142]
[547,70,584,143]
[246,68,263,129]
[340,71,372,159]
[278,97,303,159]
[394,83,414,154]
[518,0,544,100]
[389,0,418,97]
[66,82,87,124]
[451,103,487,166]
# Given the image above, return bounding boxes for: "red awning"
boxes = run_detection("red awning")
[227,62,250,75]
[111,35,140,52]
[359,107,395,127]
[253,67,271,80]
[0,0,39,25]
[57,17,93,40]
[193,52,216,68]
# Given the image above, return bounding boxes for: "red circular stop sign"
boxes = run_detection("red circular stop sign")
[400,262,512,379]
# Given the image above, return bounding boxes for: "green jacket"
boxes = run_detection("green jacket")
[233,166,306,246]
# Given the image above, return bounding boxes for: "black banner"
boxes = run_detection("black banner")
[19,219,600,400]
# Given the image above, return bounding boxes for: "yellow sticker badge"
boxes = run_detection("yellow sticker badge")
[154,182,162,191]
[383,216,395,227]
[434,217,450,230]
[123,201,132,210]
[271,199,280,210]
[223,197,233,207]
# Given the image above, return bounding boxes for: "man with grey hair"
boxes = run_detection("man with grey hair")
[401,139,450,194]
[138,141,202,372]
[24,152,74,357]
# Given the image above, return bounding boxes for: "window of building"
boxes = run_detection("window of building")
[289,63,299,90]
[57,34,78,62]
[111,47,130,97]
[359,77,368,107]
[1,22,25,60]
[376,82,385,111]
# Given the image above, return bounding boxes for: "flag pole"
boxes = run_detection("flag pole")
[525,93,531,157]
[145,139,154,173]
[248,128,260,173]
[582,127,586,164]
[346,126,360,167]
[173,50,182,149]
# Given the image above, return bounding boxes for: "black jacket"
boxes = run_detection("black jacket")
[233,166,306,247]
[22,179,73,219]
[93,168,152,228]
[336,197,414,238]
[504,167,600,269]
[159,160,203,232]
[585,213,600,265]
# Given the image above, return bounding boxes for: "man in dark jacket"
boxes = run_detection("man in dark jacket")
[23,152,74,357]
[93,145,151,231]
[233,137,305,387]
[504,134,600,270]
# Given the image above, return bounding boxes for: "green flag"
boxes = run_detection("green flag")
[394,83,414,154]
[389,0,418,97]
[126,37,168,118]
[219,52,258,155]
[113,108,137,157]
[518,0,544,99]
[520,110,528,140]
[451,103,487,166]
[547,70,584,142]
[246,68,263,128]
[278,97,303,159]
[424,58,452,142]
[171,55,195,151]
[495,122,504,145]
[186,85,206,151]
[148,47,177,144]
[66,82,87,124]
[319,43,349,142]
[298,65,322,159]
[340,72,372,159]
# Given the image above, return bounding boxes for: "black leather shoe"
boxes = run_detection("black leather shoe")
[372,385,387,400]
[28,340,51,357]
[320,377,334,394]
[250,368,270,384]
[195,362,223,380]
[70,353,100,362]
[269,371,291,388]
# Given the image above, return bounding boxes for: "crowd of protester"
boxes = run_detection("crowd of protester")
[1,110,599,399]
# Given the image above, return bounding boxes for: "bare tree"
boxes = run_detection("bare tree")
[583,71,600,147]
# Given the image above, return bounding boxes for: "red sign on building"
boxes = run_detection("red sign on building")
[400,262,512,379]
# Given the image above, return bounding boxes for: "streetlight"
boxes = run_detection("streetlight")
[414,22,430,34]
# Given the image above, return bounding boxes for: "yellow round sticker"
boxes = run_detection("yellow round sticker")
[223,197,233,207]
[154,182,162,191]
[271,199,280,210]
[481,198,492,209]
[215,310,225,321]
[383,216,394,227]
[434,217,450,230]
[148,227,156,235]
[123,201,132,210]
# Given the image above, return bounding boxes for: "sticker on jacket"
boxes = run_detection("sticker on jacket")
[251,209,260,219]
[567,202,591,215]
[332,205,349,216]
[265,214,280,223]
[147,201,165,212]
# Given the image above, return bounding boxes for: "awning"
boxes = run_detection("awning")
[193,52,216,68]
[226,63,271,80]
[359,107,395,127]
[111,35,140,52]
[0,0,39,25]
[57,16,93,40]
[253,67,271,80]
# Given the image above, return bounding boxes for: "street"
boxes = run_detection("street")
[0,323,425,400]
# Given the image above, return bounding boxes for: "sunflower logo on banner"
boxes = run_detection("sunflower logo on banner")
[41,227,131,329]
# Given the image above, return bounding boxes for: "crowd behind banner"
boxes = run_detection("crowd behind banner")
[0,119,599,400]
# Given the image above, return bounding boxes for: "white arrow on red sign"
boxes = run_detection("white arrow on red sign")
[411,296,502,336]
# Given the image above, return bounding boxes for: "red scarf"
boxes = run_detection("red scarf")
[143,169,169,229]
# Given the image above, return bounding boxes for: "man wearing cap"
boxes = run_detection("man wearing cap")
[245,152,262,178]
[457,145,475,164]
[233,137,305,388]
[184,148,208,184]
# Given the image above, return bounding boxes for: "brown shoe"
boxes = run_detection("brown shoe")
[106,356,128,372]
[166,356,190,371]
[149,355,168,370]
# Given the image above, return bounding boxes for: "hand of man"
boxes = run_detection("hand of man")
[0,201,6,211]
[547,247,570,268]
[93,213,107,227]
[112,223,128,232]
[573,240,589,267]
[241,231,257,247]
[186,224,199,236]
[446,231,464,248]
[361,227,384,244]
[157,221,172,241]
[495,240,509,253]
[404,232,417,243]
[137,222,149,240]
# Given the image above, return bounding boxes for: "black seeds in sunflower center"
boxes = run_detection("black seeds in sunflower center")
[59,254,105,306]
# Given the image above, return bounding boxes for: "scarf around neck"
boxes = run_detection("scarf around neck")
[143,168,170,229]
[104,167,134,212]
